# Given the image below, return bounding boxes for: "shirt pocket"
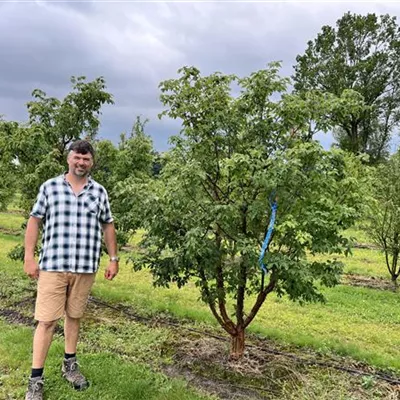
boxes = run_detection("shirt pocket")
[83,195,100,215]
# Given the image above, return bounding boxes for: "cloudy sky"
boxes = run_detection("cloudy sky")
[1,1,400,151]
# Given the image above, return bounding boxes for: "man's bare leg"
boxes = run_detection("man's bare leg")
[26,319,57,398]
[64,315,80,354]
[32,320,58,368]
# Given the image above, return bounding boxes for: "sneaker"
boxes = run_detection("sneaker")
[25,376,44,400]
[62,357,89,390]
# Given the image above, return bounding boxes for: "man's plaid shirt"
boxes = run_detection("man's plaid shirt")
[30,174,113,274]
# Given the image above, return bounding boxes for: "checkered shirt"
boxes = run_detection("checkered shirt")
[30,174,113,273]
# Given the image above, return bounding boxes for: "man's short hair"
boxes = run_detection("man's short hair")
[68,140,95,158]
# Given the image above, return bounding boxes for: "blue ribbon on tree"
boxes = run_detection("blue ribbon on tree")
[258,195,278,274]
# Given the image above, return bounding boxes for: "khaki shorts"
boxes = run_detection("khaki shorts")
[34,271,96,322]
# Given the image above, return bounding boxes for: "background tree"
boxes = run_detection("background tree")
[11,76,113,215]
[128,64,366,359]
[91,139,119,191]
[293,12,400,163]
[92,117,156,247]
[151,151,165,177]
[281,89,369,141]
[113,116,154,182]
[366,151,400,285]
[0,119,18,210]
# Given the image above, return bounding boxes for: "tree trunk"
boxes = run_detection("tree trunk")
[230,327,245,360]
[350,121,359,155]
[391,274,398,290]
[390,242,399,289]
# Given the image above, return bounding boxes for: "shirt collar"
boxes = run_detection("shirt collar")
[62,172,93,189]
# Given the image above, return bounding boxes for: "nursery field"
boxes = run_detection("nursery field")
[0,207,399,400]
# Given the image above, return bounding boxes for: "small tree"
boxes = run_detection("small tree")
[129,64,366,358]
[367,152,400,285]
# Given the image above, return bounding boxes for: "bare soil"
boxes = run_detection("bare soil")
[343,273,398,292]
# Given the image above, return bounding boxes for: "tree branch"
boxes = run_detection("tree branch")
[215,228,236,332]
[198,263,235,335]
[236,204,248,328]
[244,270,277,328]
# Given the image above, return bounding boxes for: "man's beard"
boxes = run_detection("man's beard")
[74,167,89,177]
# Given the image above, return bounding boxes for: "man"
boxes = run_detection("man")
[24,140,119,400]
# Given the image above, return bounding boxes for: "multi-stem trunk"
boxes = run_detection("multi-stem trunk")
[201,260,276,359]
[204,170,277,359]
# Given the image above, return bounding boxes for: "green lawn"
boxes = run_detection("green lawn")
[312,248,388,278]
[5,192,22,212]
[343,225,375,245]
[313,225,390,279]
[0,320,212,400]
[0,211,25,233]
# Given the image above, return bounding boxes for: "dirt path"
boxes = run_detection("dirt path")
[342,273,398,291]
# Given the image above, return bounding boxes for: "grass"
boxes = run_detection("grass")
[2,226,400,372]
[344,225,375,245]
[185,353,399,400]
[5,192,22,212]
[0,211,25,233]
[2,313,397,400]
[313,224,390,279]
[250,286,400,370]
[0,320,212,400]
[313,248,388,278]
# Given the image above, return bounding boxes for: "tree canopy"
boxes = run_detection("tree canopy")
[294,12,400,163]
[11,76,114,215]
[367,151,400,284]
[126,64,366,358]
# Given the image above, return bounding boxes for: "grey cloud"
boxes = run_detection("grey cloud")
[0,4,97,83]
[2,1,400,152]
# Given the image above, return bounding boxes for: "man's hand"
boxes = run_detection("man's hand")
[24,259,39,279]
[104,262,119,280]
[102,222,118,281]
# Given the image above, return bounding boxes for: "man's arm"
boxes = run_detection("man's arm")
[24,216,42,279]
[102,222,119,280]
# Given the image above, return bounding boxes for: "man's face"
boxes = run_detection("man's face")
[67,151,94,177]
